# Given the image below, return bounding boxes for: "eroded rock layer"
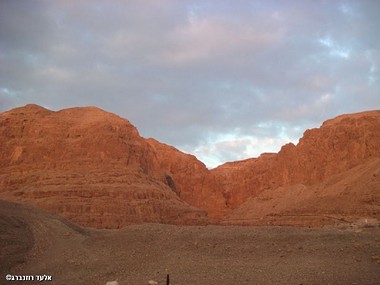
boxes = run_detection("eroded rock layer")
[0,105,208,228]
[214,111,380,225]
[1,105,379,227]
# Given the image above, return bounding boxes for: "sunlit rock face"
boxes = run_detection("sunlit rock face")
[217,111,380,226]
[0,104,209,228]
[1,105,379,228]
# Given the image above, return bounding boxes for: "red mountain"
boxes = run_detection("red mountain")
[1,105,379,228]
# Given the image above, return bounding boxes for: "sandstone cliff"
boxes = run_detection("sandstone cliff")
[0,104,208,228]
[216,111,380,225]
[146,138,226,218]
[224,158,380,226]
[1,105,379,227]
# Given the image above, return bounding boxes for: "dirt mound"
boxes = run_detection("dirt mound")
[0,199,87,277]
[0,203,33,275]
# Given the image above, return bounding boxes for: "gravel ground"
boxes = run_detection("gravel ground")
[1,200,380,285]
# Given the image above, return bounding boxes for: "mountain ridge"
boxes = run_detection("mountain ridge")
[1,104,379,228]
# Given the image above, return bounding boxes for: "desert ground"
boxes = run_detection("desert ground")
[1,200,380,285]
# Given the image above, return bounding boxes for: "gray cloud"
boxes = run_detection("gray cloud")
[1,0,379,167]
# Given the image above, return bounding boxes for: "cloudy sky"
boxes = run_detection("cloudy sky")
[1,0,379,168]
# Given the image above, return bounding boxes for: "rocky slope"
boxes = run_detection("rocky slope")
[0,104,209,228]
[224,158,380,226]
[146,138,227,218]
[215,111,380,225]
[0,105,379,227]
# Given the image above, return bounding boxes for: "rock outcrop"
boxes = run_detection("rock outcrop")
[1,105,379,227]
[0,104,208,228]
[146,138,227,218]
[224,157,380,226]
[215,111,380,225]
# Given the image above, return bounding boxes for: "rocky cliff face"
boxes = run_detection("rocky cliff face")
[213,111,380,208]
[224,157,380,227]
[274,111,380,185]
[1,105,379,228]
[214,111,380,225]
[0,104,208,228]
[146,138,227,218]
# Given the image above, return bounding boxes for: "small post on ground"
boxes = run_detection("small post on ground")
[166,274,170,285]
